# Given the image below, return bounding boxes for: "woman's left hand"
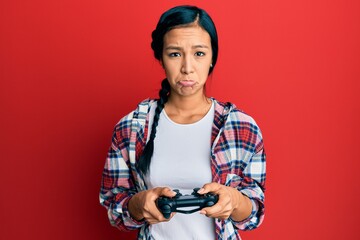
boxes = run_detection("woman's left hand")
[198,182,252,221]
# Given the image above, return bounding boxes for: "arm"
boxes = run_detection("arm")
[199,143,266,230]
[202,107,266,230]
[100,115,178,228]
[235,144,266,230]
[99,120,146,231]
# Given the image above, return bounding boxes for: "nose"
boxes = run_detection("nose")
[181,55,194,74]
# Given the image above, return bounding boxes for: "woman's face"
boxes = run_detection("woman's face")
[161,25,213,98]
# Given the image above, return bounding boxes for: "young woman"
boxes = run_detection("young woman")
[100,5,266,240]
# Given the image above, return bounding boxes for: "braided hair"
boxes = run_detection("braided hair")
[137,79,170,175]
[137,5,218,175]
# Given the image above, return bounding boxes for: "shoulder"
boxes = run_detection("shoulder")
[117,99,156,123]
[213,98,263,145]
[213,98,259,127]
[113,98,157,136]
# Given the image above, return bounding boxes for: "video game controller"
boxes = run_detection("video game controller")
[156,188,219,219]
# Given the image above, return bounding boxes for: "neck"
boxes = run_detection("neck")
[167,93,210,112]
[164,92,212,124]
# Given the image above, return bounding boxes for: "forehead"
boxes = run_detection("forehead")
[163,25,211,46]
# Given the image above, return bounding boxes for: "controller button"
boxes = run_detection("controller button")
[206,201,214,206]
[162,205,171,210]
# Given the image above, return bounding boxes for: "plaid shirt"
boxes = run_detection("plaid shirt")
[100,98,266,240]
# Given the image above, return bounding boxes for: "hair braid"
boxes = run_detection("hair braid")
[137,79,170,175]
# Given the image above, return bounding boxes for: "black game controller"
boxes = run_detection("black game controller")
[156,188,219,219]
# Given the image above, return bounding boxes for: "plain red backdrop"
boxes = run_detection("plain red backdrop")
[1,0,359,239]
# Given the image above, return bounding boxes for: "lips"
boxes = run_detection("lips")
[178,80,196,87]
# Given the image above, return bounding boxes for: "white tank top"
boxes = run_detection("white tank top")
[144,101,215,240]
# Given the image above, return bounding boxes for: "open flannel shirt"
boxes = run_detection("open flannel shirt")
[100,98,266,240]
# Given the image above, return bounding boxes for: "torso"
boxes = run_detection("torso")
[144,100,216,240]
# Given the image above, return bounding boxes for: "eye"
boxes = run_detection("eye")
[169,52,181,57]
[195,52,205,57]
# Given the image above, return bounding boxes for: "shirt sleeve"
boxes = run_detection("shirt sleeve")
[220,109,266,231]
[228,133,266,231]
[99,120,146,231]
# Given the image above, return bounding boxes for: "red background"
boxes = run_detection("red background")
[1,0,359,239]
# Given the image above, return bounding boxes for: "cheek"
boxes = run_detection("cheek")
[164,63,179,76]
[200,65,211,76]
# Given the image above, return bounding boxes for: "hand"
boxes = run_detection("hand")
[198,182,252,221]
[128,187,177,224]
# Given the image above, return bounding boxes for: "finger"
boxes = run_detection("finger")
[145,208,167,223]
[200,196,232,218]
[163,188,177,197]
[201,206,231,220]
[198,182,220,194]
[201,203,222,216]
[156,187,177,197]
[147,188,176,220]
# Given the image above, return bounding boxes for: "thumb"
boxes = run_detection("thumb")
[159,187,177,197]
[198,183,215,194]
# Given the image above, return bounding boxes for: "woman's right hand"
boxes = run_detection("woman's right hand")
[128,187,176,224]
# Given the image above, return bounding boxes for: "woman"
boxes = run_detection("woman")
[100,5,266,240]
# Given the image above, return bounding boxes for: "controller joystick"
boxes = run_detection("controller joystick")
[173,189,182,197]
[156,188,219,219]
[192,188,201,196]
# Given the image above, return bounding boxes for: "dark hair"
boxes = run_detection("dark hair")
[137,5,219,175]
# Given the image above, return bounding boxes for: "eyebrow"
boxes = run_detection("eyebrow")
[164,45,210,51]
